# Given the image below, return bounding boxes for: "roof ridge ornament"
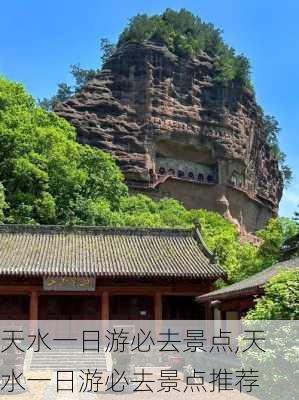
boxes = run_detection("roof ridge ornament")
[193,223,219,265]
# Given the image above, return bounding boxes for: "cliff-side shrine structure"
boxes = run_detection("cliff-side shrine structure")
[56,42,283,232]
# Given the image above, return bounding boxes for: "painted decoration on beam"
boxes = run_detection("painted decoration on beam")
[43,276,96,291]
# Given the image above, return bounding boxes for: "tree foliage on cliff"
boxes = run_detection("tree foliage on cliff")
[263,114,292,185]
[118,9,252,89]
[38,40,115,111]
[38,65,99,111]
[0,76,127,224]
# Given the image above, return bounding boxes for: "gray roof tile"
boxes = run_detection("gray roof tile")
[197,258,299,302]
[0,225,224,279]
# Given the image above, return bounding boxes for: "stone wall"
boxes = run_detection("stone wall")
[132,180,274,232]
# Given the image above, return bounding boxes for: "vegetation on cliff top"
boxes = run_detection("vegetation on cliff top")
[38,9,291,185]
[117,9,291,184]
[40,9,253,109]
[118,9,252,90]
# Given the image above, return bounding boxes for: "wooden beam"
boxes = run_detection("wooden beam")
[0,285,204,296]
[0,281,213,296]
[30,291,38,320]
[101,291,109,320]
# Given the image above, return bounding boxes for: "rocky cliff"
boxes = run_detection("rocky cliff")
[55,42,283,232]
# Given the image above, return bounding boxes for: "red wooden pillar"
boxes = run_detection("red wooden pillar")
[206,303,213,320]
[29,291,38,335]
[154,292,162,320]
[30,291,38,320]
[154,292,162,341]
[101,291,109,320]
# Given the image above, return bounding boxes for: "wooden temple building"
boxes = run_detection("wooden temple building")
[0,225,225,320]
[197,257,299,320]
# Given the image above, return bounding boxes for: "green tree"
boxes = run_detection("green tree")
[39,38,115,110]
[245,269,299,320]
[0,76,127,225]
[95,194,294,285]
[242,272,299,400]
[293,206,299,226]
[263,114,292,186]
[257,217,297,267]
[100,38,116,65]
[39,83,73,111]
[70,64,98,90]
[0,183,7,222]
[100,194,251,283]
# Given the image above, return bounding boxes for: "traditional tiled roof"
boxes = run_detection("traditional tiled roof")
[0,225,224,279]
[197,258,299,302]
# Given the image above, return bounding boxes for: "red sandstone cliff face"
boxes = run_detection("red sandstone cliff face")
[55,42,283,228]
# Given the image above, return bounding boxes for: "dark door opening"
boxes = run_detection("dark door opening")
[162,296,205,320]
[110,295,153,320]
[38,296,99,320]
[0,295,29,320]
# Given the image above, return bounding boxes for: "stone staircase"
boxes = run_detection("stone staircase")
[29,348,109,371]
